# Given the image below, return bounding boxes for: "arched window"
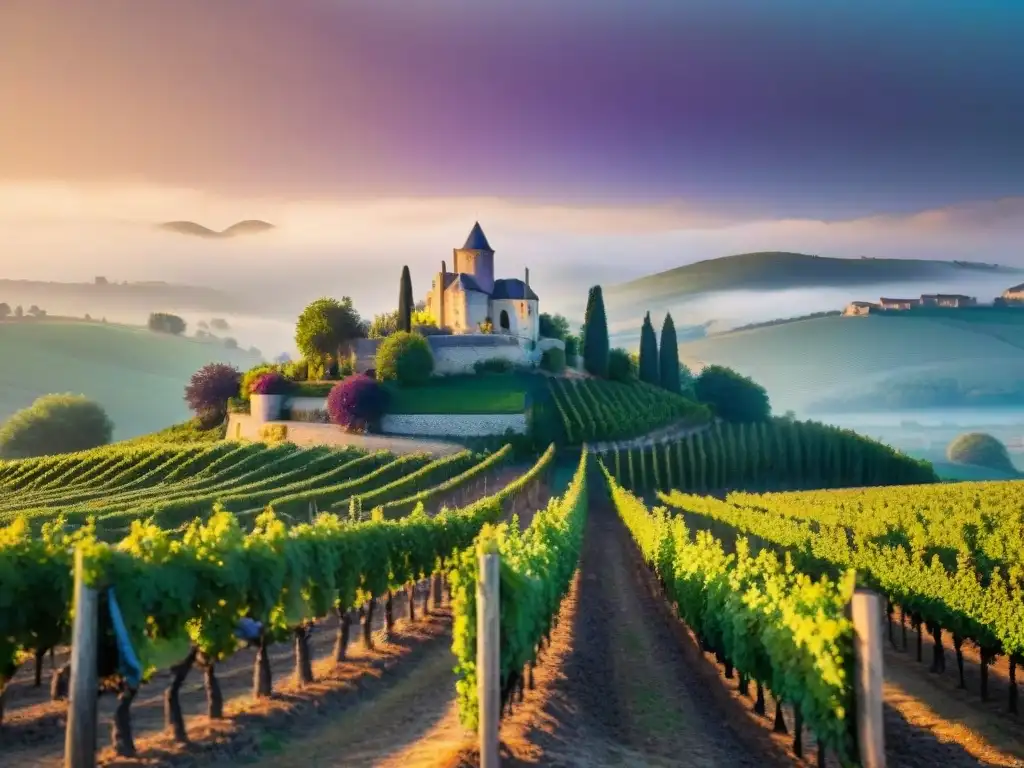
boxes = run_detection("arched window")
[499,309,510,331]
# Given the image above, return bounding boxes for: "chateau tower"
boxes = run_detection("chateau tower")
[452,221,495,295]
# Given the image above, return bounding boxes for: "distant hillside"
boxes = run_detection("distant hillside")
[0,322,262,440]
[678,308,1024,414]
[609,252,1022,304]
[0,279,256,317]
[158,219,275,238]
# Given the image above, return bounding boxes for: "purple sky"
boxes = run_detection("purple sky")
[3,0,1024,220]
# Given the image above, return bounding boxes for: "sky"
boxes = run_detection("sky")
[2,0,1024,327]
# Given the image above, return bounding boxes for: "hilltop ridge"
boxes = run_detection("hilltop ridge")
[609,251,1022,304]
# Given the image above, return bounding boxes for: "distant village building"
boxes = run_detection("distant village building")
[920,294,977,308]
[1003,283,1024,302]
[426,222,540,343]
[878,297,921,311]
[843,301,878,316]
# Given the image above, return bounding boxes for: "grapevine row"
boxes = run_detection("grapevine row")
[451,448,588,729]
[601,418,937,494]
[604,466,858,763]
[0,444,557,751]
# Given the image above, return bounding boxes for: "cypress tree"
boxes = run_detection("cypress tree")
[638,312,660,385]
[582,286,610,377]
[398,265,414,333]
[659,312,681,393]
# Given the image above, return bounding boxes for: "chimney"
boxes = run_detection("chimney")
[442,259,446,275]
[525,267,530,288]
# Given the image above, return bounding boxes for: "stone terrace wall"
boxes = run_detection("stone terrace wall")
[226,413,463,456]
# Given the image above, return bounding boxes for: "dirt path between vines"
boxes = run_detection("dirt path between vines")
[474,485,791,767]
[226,471,570,768]
[880,617,1024,767]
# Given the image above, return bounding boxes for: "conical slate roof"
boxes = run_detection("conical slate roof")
[462,221,492,251]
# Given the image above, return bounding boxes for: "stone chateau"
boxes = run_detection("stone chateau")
[426,222,540,343]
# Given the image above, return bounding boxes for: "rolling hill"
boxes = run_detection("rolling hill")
[678,308,1024,414]
[0,321,262,440]
[608,252,1021,305]
[157,219,275,238]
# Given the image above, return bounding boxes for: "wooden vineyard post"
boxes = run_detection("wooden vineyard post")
[65,547,99,768]
[478,552,500,768]
[851,589,885,768]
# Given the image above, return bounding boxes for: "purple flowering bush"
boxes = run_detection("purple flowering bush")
[327,375,390,431]
[249,371,295,396]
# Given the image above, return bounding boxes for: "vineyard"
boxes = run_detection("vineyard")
[600,417,938,494]
[658,480,1024,707]
[546,377,709,444]
[0,441,514,536]
[3,425,1024,766]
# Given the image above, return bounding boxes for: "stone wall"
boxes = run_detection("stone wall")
[352,334,530,375]
[226,413,463,456]
[381,413,528,437]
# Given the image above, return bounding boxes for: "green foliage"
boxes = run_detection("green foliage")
[294,297,366,363]
[375,332,435,386]
[694,365,771,423]
[540,347,566,374]
[581,285,610,377]
[607,348,636,382]
[148,312,186,335]
[398,266,414,333]
[946,432,1017,475]
[603,418,938,494]
[0,442,559,706]
[548,377,708,445]
[657,477,1024,698]
[451,448,587,729]
[659,313,681,394]
[563,335,579,366]
[603,467,857,760]
[638,311,659,385]
[538,313,570,340]
[240,364,278,402]
[0,395,113,459]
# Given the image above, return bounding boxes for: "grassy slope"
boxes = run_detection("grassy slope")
[608,251,1020,304]
[0,321,261,440]
[679,310,1024,412]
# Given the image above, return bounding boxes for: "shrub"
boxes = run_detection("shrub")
[0,394,114,458]
[607,348,636,381]
[947,432,1017,474]
[694,365,771,423]
[184,363,241,424]
[541,347,566,373]
[327,375,390,431]
[249,371,295,396]
[564,335,578,366]
[148,312,186,335]
[376,331,434,386]
[474,357,515,375]
[240,364,277,401]
[284,359,309,381]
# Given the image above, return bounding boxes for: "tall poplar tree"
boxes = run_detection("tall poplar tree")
[638,312,660,384]
[398,266,414,333]
[659,312,681,393]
